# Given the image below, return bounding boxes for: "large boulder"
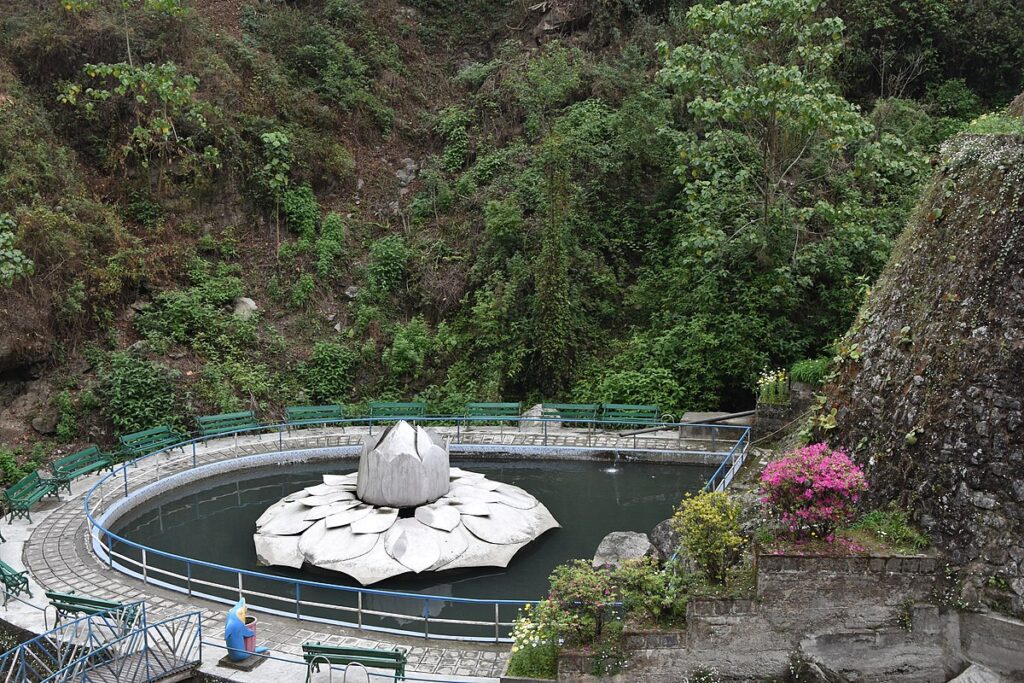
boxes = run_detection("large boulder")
[649,518,680,561]
[232,297,258,319]
[592,531,655,569]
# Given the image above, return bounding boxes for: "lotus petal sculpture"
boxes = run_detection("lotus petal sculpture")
[253,421,559,584]
[357,421,449,507]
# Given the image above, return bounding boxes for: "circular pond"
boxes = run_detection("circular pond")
[112,457,711,637]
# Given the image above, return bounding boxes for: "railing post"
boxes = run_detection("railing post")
[357,591,362,628]
[543,420,548,446]
[123,464,129,497]
[296,584,301,619]
[142,548,148,584]
[238,572,243,599]
[494,603,500,643]
[186,561,192,596]
[423,599,429,638]
[192,441,197,468]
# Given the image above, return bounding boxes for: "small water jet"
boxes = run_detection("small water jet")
[253,421,559,585]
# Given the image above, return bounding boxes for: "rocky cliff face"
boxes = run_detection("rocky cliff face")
[821,116,1024,614]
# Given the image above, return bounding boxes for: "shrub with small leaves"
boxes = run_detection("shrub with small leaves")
[281,184,320,241]
[672,491,745,584]
[98,352,180,434]
[299,342,358,403]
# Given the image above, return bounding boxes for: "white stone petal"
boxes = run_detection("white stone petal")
[442,538,527,570]
[428,525,472,570]
[255,500,291,528]
[448,467,485,479]
[283,490,311,502]
[302,499,363,521]
[254,534,303,568]
[415,504,461,532]
[303,483,347,496]
[448,485,502,503]
[307,525,379,563]
[471,478,504,492]
[350,508,398,534]
[323,473,357,486]
[258,501,317,535]
[494,484,540,510]
[297,518,326,556]
[451,501,491,516]
[384,519,442,573]
[302,491,358,506]
[462,503,551,544]
[325,504,374,529]
[319,540,408,584]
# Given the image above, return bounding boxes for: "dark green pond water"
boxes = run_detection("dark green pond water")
[113,458,711,637]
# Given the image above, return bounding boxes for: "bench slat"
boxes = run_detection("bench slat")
[368,402,426,418]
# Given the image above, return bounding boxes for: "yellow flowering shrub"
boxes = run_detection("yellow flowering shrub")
[672,491,745,583]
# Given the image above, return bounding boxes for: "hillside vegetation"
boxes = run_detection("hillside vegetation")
[0,0,1022,466]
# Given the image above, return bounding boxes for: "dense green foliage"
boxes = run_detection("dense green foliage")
[0,0,1020,442]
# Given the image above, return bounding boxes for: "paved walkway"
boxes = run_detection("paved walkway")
[5,424,742,681]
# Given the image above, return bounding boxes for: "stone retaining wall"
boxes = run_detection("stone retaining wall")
[557,553,1024,682]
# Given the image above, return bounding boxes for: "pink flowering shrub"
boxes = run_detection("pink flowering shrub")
[760,442,867,539]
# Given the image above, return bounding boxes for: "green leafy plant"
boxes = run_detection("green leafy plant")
[58,62,218,188]
[281,184,320,241]
[98,352,180,433]
[299,342,358,403]
[367,235,409,296]
[849,505,929,552]
[789,357,831,385]
[316,212,346,277]
[0,214,33,287]
[672,491,745,584]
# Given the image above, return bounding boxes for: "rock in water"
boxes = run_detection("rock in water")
[592,531,655,569]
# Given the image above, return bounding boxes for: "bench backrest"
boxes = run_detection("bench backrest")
[368,401,426,418]
[53,446,106,470]
[302,643,404,664]
[45,591,124,612]
[286,405,345,422]
[7,471,43,497]
[465,402,522,417]
[541,403,600,421]
[601,404,660,423]
[120,425,179,450]
[0,560,24,579]
[197,411,258,430]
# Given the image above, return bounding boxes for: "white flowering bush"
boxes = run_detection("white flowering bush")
[506,600,561,679]
[756,367,789,405]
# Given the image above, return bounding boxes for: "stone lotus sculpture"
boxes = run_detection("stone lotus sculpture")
[253,421,559,585]
[357,421,449,507]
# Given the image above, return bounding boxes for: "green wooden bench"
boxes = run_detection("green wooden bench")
[600,404,661,426]
[4,471,59,523]
[197,411,262,439]
[0,560,30,606]
[119,425,185,460]
[465,402,522,421]
[302,641,406,682]
[368,401,427,421]
[286,405,345,428]
[541,403,600,425]
[44,590,139,626]
[50,446,113,495]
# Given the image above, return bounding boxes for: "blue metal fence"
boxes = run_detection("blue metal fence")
[84,416,749,642]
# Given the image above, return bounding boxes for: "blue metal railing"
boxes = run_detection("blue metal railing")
[84,415,749,642]
[703,428,750,492]
[0,601,202,683]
